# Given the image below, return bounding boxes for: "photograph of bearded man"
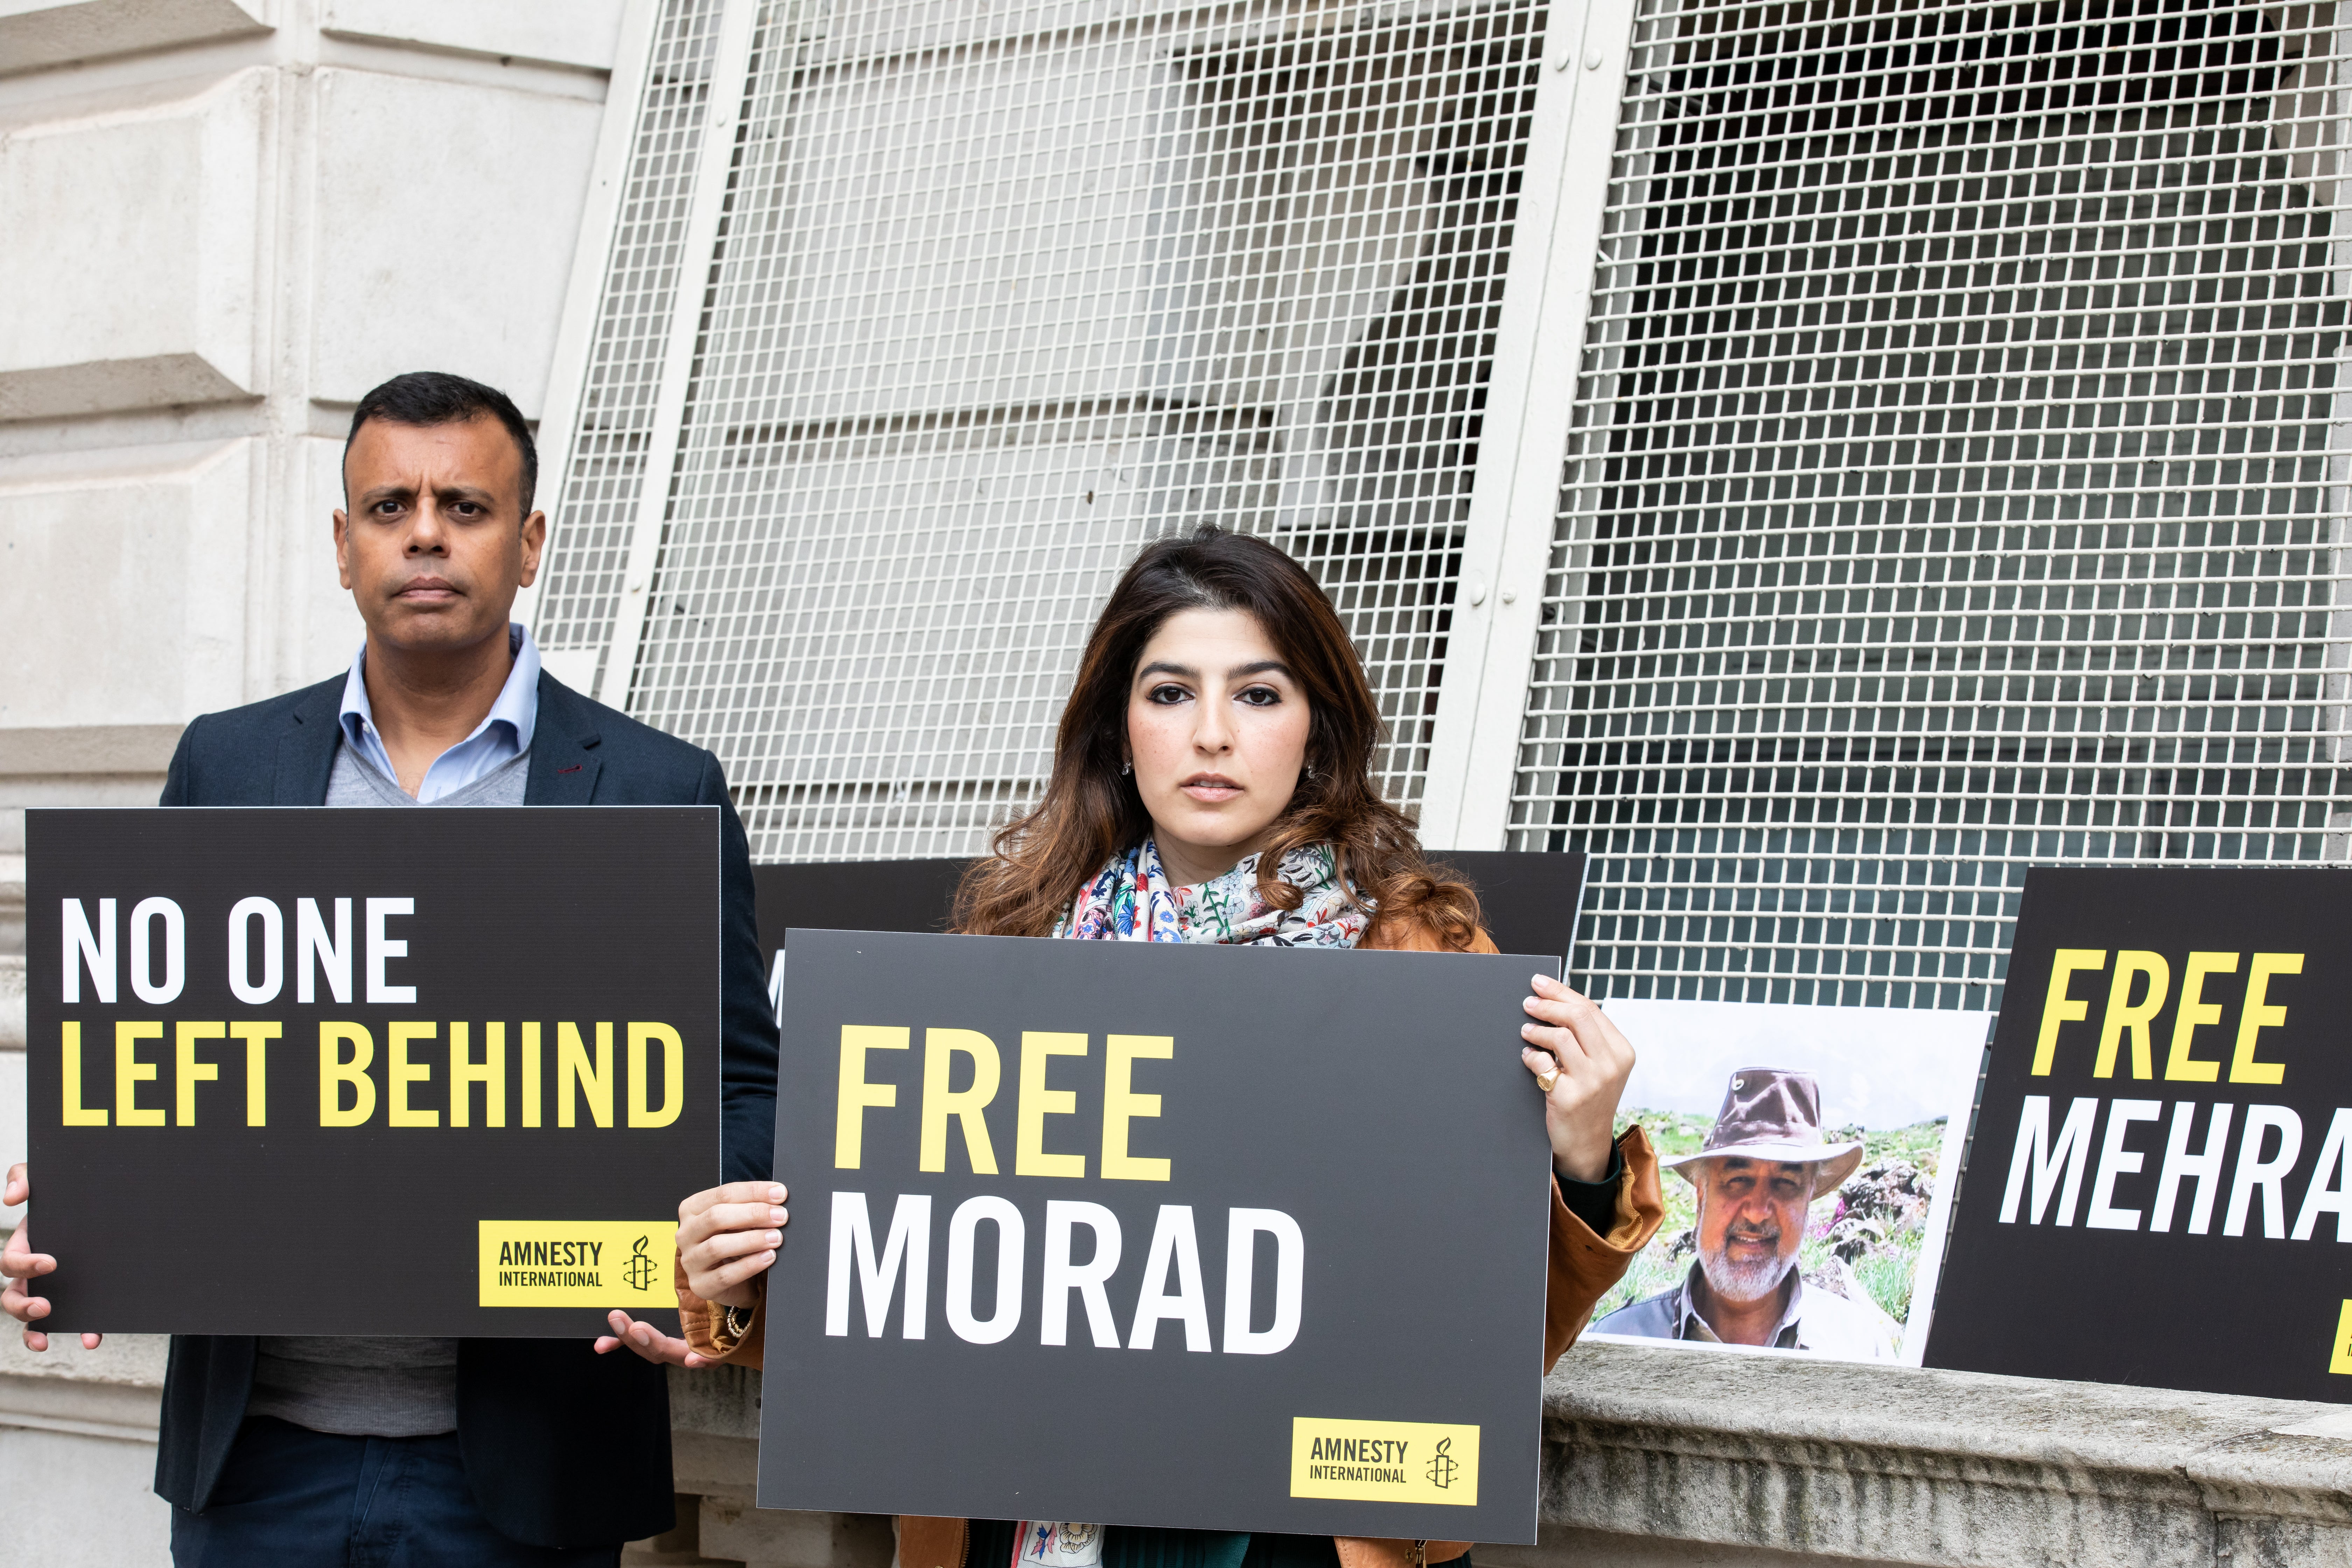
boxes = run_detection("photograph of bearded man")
[1594,1068,1898,1360]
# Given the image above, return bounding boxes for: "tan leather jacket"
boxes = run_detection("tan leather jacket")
[680,911,1667,1568]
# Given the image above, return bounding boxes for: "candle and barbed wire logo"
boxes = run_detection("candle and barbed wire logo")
[478,1223,680,1307]
[1290,1419,1476,1504]
[1425,1436,1459,1491]
[622,1233,660,1293]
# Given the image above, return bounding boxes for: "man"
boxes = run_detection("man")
[0,373,781,1563]
[1594,1068,1898,1360]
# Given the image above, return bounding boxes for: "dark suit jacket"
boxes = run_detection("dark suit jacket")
[149,670,777,1549]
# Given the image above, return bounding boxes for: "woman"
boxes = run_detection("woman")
[604,528,1664,1568]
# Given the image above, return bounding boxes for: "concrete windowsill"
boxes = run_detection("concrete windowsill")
[0,1332,166,1443]
[3,1314,2347,1565]
[650,1342,2352,1566]
[1540,1339,2352,1566]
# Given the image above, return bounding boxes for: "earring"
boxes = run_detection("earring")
[1120,759,1132,775]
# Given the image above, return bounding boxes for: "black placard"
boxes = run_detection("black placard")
[1928,866,2352,1399]
[757,929,1555,1540]
[25,806,721,1335]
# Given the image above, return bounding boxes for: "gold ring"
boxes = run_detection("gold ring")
[1536,1069,1560,1093]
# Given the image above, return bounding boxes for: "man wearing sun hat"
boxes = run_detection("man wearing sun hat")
[1593,1067,1898,1360]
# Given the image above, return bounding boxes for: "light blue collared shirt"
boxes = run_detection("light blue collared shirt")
[337,624,541,803]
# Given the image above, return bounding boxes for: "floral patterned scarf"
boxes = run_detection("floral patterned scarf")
[1052,836,1368,948]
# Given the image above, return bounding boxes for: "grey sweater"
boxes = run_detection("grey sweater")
[242,743,530,1438]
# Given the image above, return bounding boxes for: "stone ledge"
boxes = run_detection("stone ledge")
[670,1363,761,1441]
[0,1366,161,1442]
[0,354,259,422]
[317,0,625,74]
[1,953,22,1048]
[1542,1339,2352,1567]
[2,1323,2341,1566]
[0,1332,167,1447]
[0,0,268,77]
[0,1330,169,1389]
[1482,1524,1919,1568]
[699,1497,892,1568]
[653,1348,2352,1567]
[0,723,184,777]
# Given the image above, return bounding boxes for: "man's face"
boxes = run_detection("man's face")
[1692,1156,1812,1306]
[335,414,545,656]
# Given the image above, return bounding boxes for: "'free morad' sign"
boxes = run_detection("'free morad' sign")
[26,807,721,1336]
[756,929,1553,1542]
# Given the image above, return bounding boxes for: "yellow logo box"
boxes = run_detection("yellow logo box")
[1290,1418,1479,1507]
[477,1222,679,1308]
[2332,1301,2352,1375]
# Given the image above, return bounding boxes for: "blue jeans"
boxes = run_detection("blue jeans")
[170,1416,624,1567]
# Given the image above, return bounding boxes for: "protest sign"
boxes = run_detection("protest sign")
[25,806,720,1335]
[1928,867,2352,1400]
[757,929,1555,1541]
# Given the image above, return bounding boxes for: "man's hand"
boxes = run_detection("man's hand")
[591,1181,785,1368]
[1520,978,1637,1184]
[595,1309,710,1368]
[1,1164,102,1352]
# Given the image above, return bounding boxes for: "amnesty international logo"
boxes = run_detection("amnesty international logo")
[1289,1417,1478,1506]
[623,1234,660,1294]
[1425,1436,1459,1491]
[478,1222,678,1307]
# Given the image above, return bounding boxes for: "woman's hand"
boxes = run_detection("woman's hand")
[1519,978,1636,1184]
[673,1181,788,1307]
[594,1181,788,1368]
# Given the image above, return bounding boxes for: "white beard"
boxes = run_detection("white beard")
[1698,1242,1793,1305]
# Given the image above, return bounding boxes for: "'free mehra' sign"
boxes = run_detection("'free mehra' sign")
[1930,866,2352,1399]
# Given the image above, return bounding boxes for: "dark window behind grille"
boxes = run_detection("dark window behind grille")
[1286,42,1534,799]
[1510,0,2351,1010]
[1173,14,1541,806]
[539,4,1546,860]
[532,0,729,685]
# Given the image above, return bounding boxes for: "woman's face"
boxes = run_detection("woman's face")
[1125,607,1311,886]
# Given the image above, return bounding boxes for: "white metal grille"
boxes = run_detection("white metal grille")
[538,0,1548,859]
[1510,0,2352,1010]
[534,0,733,681]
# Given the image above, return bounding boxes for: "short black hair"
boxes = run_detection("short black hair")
[345,371,539,514]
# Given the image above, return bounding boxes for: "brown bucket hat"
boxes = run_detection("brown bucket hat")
[1660,1067,1864,1195]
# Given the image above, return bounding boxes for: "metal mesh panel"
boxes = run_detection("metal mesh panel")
[532,0,732,678]
[555,0,1545,859]
[1510,0,2352,1010]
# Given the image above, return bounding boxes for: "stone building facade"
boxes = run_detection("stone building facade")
[0,1,620,1559]
[6,1,2352,1564]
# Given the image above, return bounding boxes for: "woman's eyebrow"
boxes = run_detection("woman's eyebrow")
[1135,658,1293,682]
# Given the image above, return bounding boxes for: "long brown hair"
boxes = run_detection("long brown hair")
[955,527,1481,945]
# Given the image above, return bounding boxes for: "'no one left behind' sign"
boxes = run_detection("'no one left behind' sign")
[27,807,721,1336]
[756,929,1554,1542]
